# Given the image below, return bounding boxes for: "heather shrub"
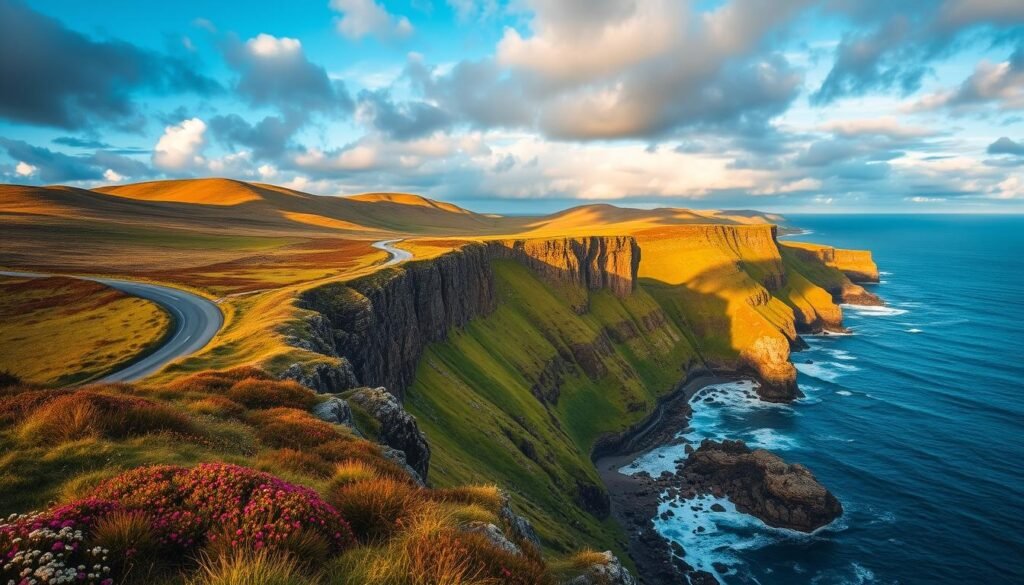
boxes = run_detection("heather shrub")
[166,367,275,395]
[257,448,335,479]
[248,408,342,449]
[0,370,21,388]
[91,463,354,554]
[188,395,245,418]
[226,379,317,410]
[327,477,421,543]
[0,388,69,425]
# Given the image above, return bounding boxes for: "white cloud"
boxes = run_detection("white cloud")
[15,161,37,176]
[103,169,124,182]
[909,57,1024,113]
[330,0,413,40]
[153,118,207,171]
[819,116,939,139]
[257,164,277,179]
[246,33,301,57]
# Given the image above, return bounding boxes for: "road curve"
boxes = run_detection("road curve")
[372,239,413,266]
[0,270,223,383]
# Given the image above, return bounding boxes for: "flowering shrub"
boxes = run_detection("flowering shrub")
[1,499,117,585]
[91,463,353,554]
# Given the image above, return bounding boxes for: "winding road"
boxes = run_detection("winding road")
[1,239,409,383]
[0,270,223,382]
[372,239,413,266]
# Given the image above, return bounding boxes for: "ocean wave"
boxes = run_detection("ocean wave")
[796,361,859,383]
[836,390,853,396]
[906,328,923,333]
[841,304,908,317]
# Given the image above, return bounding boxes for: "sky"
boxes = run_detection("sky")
[1,0,1023,214]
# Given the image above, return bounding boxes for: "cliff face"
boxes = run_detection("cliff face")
[297,236,641,398]
[490,236,640,308]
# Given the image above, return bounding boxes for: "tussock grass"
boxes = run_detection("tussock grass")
[189,550,315,585]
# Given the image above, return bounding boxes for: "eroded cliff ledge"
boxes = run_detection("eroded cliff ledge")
[296,236,640,398]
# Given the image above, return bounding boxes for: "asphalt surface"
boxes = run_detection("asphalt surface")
[372,239,413,266]
[0,270,223,382]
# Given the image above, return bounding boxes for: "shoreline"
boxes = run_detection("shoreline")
[592,371,745,585]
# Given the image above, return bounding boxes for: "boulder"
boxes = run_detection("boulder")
[312,397,356,429]
[681,440,842,532]
[463,522,521,555]
[563,551,638,585]
[348,387,431,483]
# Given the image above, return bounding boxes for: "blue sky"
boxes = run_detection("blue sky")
[1,0,1023,213]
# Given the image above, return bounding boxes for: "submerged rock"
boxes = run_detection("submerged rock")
[681,440,842,532]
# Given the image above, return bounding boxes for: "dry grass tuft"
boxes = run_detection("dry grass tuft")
[257,448,335,479]
[17,390,194,444]
[92,510,161,582]
[328,477,422,544]
[188,549,316,585]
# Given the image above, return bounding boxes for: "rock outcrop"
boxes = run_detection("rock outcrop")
[563,551,639,585]
[311,396,355,428]
[681,440,842,532]
[348,387,431,483]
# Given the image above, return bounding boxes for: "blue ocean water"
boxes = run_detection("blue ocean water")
[627,215,1024,584]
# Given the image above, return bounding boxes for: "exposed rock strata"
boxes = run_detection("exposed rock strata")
[681,439,842,532]
[348,387,431,483]
[296,237,641,398]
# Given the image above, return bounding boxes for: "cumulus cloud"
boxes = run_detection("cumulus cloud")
[153,118,207,171]
[987,136,1024,155]
[330,0,413,40]
[410,0,810,141]
[355,89,452,140]
[909,47,1024,113]
[0,0,218,129]
[812,0,1024,104]
[222,33,353,115]
[0,137,152,183]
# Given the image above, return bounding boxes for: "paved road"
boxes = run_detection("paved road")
[372,239,413,266]
[0,270,223,382]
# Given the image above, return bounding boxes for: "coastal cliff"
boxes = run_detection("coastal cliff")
[297,236,641,398]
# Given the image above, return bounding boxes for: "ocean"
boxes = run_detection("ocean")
[624,215,1024,584]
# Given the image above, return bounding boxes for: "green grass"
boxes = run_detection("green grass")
[404,260,698,556]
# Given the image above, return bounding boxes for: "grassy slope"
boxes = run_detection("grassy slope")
[0,276,170,385]
[405,260,697,555]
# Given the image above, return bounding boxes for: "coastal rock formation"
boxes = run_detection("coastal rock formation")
[681,440,842,532]
[348,386,431,482]
[490,236,640,307]
[563,551,639,585]
[297,237,641,398]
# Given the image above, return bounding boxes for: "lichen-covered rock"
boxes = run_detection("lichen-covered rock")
[463,522,521,555]
[498,491,541,550]
[348,387,431,482]
[312,396,355,429]
[563,551,638,585]
[280,360,358,394]
[681,440,842,532]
